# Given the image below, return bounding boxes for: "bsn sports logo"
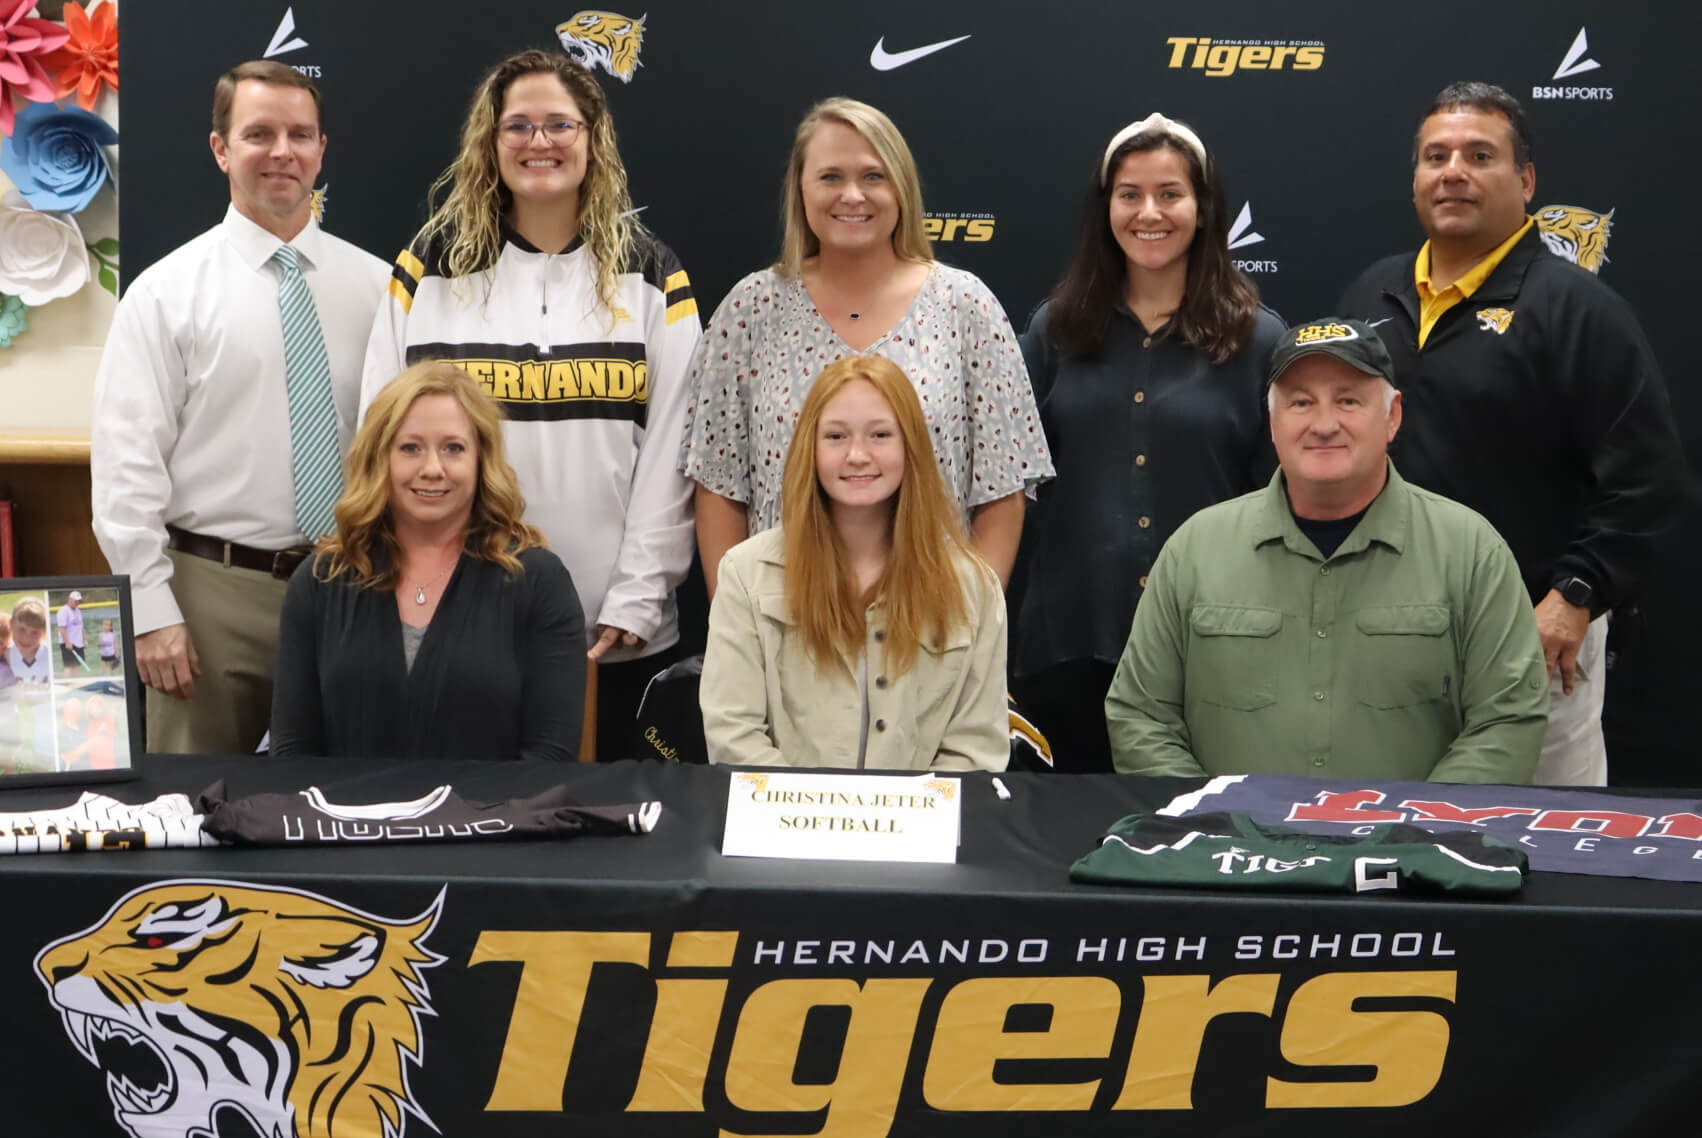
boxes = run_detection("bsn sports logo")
[1227,201,1277,273]
[36,880,444,1138]
[1535,203,1614,273]
[923,211,995,243]
[557,10,646,82]
[1533,27,1611,100]
[1166,37,1324,77]
[263,7,321,77]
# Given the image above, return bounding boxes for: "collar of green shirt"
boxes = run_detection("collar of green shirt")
[1248,462,1411,561]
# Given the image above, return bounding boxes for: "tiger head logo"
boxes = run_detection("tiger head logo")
[1476,307,1515,335]
[556,10,647,82]
[1535,203,1613,274]
[310,185,327,223]
[35,880,444,1138]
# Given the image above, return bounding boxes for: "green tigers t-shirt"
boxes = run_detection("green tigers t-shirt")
[1071,810,1527,896]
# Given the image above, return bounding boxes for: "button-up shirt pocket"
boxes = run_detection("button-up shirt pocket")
[1186,605,1282,711]
[1352,605,1454,710]
[908,622,977,723]
[755,592,840,755]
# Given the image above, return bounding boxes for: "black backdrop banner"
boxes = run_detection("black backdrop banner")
[120,3,1700,780]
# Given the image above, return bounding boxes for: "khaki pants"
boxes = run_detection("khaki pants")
[145,548,290,755]
[1533,615,1609,787]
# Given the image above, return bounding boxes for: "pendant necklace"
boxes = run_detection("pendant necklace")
[408,561,456,606]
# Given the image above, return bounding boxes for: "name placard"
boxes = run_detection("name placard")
[722,770,962,863]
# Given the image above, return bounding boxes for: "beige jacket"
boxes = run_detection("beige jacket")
[701,527,1009,771]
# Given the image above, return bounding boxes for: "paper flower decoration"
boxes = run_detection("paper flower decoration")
[0,293,27,348]
[0,189,89,305]
[87,234,117,295]
[0,100,117,213]
[0,0,70,136]
[40,0,117,111]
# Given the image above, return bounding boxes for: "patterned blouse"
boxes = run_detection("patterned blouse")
[679,264,1054,532]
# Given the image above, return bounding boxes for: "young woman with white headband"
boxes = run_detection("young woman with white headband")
[1012,112,1285,772]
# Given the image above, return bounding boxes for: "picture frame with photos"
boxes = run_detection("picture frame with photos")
[0,574,141,788]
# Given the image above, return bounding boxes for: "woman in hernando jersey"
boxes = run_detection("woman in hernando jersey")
[701,356,1008,772]
[1014,113,1285,772]
[363,49,700,759]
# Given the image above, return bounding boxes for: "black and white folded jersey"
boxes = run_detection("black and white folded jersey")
[0,791,218,854]
[197,781,662,846]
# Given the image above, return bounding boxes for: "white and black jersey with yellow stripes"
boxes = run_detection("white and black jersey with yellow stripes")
[360,227,702,663]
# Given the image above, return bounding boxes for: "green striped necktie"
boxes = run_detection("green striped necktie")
[271,244,341,540]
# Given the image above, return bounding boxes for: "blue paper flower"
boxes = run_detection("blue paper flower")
[0,293,28,349]
[0,100,118,214]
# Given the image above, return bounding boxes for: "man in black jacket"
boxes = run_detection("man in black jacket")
[1338,81,1685,786]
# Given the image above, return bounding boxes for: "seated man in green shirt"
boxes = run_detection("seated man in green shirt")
[1106,317,1547,783]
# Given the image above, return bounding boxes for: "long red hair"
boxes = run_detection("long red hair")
[780,356,984,676]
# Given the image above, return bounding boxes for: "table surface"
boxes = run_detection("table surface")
[5,754,1699,918]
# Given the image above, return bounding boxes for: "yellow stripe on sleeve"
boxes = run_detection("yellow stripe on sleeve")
[397,248,426,282]
[387,276,415,314]
[664,269,691,293]
[665,297,699,325]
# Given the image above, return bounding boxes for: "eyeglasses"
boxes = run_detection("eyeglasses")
[497,118,586,148]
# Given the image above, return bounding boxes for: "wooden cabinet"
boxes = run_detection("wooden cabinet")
[0,433,105,577]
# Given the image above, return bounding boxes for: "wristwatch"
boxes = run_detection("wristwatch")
[1554,575,1597,614]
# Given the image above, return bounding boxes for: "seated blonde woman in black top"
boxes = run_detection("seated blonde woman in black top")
[270,360,585,759]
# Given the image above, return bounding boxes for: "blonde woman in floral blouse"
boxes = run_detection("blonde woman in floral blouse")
[680,97,1052,594]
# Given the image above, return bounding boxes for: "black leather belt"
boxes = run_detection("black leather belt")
[166,525,312,581]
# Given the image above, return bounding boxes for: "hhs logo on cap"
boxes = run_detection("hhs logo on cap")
[1294,323,1358,346]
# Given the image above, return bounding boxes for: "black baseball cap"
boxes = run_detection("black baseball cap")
[1267,318,1396,388]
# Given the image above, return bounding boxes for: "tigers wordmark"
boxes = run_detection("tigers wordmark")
[1165,37,1325,77]
[923,213,995,243]
[38,888,1462,1137]
[475,929,1458,1133]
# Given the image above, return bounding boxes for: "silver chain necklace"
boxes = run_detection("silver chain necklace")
[407,561,456,606]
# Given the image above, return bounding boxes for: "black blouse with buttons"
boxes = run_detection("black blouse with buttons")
[1014,300,1286,676]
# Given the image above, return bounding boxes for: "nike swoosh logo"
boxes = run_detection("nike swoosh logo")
[869,34,971,71]
[1368,317,1392,327]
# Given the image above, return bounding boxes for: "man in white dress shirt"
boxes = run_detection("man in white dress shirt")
[90,61,387,753]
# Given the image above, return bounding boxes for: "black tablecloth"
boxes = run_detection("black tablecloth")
[4,756,1699,1135]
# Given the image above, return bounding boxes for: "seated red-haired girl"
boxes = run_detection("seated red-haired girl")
[700,356,1008,770]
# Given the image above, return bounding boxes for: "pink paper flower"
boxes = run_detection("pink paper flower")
[41,1,116,112]
[0,0,70,136]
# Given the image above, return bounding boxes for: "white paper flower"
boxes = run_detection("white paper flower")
[0,188,89,305]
